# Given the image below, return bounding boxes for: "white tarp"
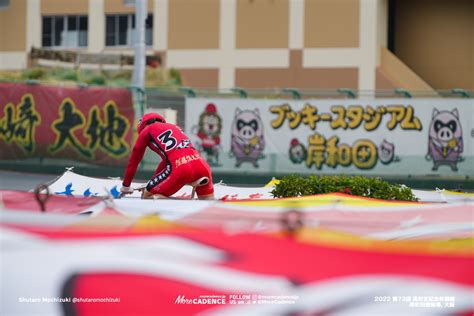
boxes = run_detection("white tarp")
[45,170,474,203]
[46,170,275,200]
[2,226,472,316]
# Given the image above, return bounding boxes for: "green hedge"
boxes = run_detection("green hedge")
[271,174,418,201]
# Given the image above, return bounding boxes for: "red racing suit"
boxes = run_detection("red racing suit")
[122,122,214,197]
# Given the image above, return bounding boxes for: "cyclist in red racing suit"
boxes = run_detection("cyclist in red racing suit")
[120,113,215,199]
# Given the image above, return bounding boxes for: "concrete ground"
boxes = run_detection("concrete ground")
[0,170,60,191]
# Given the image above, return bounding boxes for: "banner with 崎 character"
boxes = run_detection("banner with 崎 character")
[0,82,135,166]
[185,98,473,177]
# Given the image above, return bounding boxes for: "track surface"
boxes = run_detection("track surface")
[0,171,59,191]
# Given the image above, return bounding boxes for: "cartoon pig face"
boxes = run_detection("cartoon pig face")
[378,139,395,164]
[232,108,263,140]
[430,109,462,143]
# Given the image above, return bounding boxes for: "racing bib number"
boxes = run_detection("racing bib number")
[157,130,177,151]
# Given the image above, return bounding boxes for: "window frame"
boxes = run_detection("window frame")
[42,15,88,49]
[105,14,153,48]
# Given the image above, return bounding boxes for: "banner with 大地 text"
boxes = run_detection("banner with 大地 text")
[0,82,135,166]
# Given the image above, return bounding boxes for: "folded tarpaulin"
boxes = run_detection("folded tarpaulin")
[1,226,472,316]
[2,189,473,240]
[45,169,474,202]
[46,170,274,200]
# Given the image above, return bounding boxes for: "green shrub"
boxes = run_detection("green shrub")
[169,68,182,85]
[57,69,79,81]
[145,67,166,86]
[107,78,129,87]
[85,75,106,86]
[111,70,132,80]
[271,174,418,201]
[22,67,48,80]
[0,70,22,81]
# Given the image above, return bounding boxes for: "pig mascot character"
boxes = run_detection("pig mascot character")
[427,108,463,171]
[230,108,265,167]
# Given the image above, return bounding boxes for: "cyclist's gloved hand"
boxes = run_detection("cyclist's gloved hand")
[120,185,134,195]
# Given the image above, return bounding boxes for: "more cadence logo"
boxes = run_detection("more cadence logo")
[174,295,226,305]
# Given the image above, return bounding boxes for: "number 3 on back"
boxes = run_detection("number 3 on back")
[157,130,177,151]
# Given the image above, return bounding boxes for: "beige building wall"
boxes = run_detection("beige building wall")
[395,0,474,90]
[168,0,219,49]
[0,0,28,69]
[41,0,89,15]
[236,0,289,49]
[304,0,359,48]
[375,68,397,90]
[104,0,154,13]
[1,0,396,92]
[235,50,358,89]
[173,0,371,89]
[0,0,27,51]
[179,69,219,88]
[88,0,105,53]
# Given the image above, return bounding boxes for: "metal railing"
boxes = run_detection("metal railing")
[1,78,471,99]
[143,86,473,99]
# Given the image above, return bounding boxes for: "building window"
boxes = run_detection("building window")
[42,16,88,48]
[106,14,153,47]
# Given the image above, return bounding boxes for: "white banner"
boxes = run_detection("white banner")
[185,98,474,176]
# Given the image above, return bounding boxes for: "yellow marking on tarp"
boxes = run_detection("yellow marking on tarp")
[228,193,420,208]
[275,227,474,256]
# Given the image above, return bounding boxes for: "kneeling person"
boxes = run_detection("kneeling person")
[120,113,215,199]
